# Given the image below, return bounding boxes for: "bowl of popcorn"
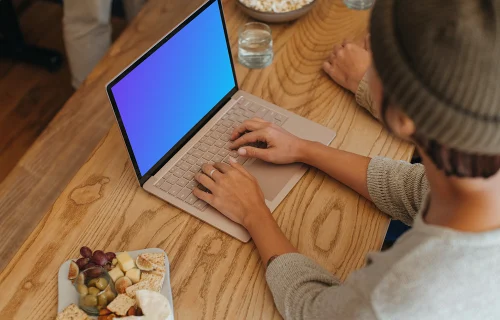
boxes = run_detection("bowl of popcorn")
[237,0,317,23]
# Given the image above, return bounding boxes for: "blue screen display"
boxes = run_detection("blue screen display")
[111,1,235,176]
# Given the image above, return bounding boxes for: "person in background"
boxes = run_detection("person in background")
[191,0,500,318]
[63,0,145,89]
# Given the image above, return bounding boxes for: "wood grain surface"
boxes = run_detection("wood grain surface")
[0,0,414,319]
[0,1,74,184]
[0,2,127,271]
[0,1,139,272]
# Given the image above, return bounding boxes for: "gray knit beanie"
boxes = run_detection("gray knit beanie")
[370,0,500,155]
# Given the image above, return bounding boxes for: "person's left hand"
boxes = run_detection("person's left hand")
[192,160,271,227]
[323,36,371,93]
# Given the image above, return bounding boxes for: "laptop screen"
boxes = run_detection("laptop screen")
[109,0,236,178]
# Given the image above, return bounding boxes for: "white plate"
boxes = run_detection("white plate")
[58,248,174,319]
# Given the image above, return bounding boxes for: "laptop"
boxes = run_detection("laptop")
[106,0,336,242]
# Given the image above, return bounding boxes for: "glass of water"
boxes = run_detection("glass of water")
[238,22,273,69]
[343,0,375,10]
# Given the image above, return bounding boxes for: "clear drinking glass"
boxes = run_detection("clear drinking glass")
[343,0,375,10]
[238,22,273,69]
[74,267,117,316]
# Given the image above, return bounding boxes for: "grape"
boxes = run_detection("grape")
[83,262,97,271]
[76,258,89,270]
[86,267,102,278]
[94,250,104,256]
[105,252,116,261]
[91,251,108,266]
[80,246,92,258]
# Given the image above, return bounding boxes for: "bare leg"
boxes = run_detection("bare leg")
[323,35,371,94]
[63,0,112,89]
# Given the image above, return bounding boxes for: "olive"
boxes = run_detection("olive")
[76,273,85,285]
[88,287,101,296]
[77,284,88,296]
[97,294,107,307]
[83,294,98,307]
[79,296,86,307]
[95,278,108,290]
[88,278,99,287]
[105,290,116,302]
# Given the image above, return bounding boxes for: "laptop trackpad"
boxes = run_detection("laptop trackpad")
[245,159,302,201]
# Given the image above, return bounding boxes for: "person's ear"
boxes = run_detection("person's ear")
[385,106,416,140]
[367,65,415,139]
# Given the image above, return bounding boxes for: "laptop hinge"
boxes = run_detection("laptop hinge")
[140,87,237,186]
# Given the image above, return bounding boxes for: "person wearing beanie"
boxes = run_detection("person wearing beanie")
[191,0,500,319]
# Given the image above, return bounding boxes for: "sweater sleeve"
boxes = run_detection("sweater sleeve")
[367,157,429,225]
[355,72,380,120]
[266,253,377,320]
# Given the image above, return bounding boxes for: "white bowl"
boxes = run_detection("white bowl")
[237,0,318,23]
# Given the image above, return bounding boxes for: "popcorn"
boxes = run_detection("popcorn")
[240,0,315,13]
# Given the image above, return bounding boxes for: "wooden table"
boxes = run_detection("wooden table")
[0,0,413,319]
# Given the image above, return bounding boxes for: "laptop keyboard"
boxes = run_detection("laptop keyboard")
[154,97,288,211]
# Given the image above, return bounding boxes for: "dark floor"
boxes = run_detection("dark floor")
[0,0,126,183]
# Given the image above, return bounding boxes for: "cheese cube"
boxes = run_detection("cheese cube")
[126,268,141,284]
[117,252,135,272]
[109,267,124,282]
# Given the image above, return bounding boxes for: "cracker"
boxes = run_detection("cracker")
[139,252,165,268]
[148,266,166,280]
[106,294,136,316]
[140,272,164,291]
[126,281,151,298]
[56,304,90,320]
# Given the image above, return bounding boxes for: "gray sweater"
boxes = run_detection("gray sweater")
[265,79,500,319]
[266,157,500,319]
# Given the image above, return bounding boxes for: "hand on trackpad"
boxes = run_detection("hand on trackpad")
[244,159,303,201]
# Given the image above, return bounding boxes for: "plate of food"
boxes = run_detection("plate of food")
[57,247,174,319]
[237,0,317,23]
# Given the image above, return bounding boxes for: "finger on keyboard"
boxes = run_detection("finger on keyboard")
[231,131,266,150]
[231,119,267,140]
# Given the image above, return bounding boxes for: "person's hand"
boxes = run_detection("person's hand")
[229,118,307,164]
[192,161,271,228]
[323,35,372,93]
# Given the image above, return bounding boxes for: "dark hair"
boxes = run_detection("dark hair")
[380,92,500,178]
